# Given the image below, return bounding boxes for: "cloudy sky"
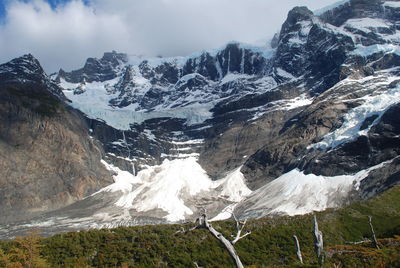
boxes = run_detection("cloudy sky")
[0,0,340,72]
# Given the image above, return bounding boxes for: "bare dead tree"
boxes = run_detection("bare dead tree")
[368,216,380,249]
[175,227,186,234]
[313,215,324,267]
[187,211,251,268]
[293,235,303,264]
[345,239,371,245]
[193,261,202,268]
[231,213,252,245]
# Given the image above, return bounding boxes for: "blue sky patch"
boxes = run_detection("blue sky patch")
[0,0,91,22]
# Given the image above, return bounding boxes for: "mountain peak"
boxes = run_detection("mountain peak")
[285,6,314,24]
[279,6,314,42]
[101,51,129,65]
[57,50,128,83]
[0,54,66,100]
[0,53,46,82]
[2,53,43,71]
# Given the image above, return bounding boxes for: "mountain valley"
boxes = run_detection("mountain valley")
[1,0,400,240]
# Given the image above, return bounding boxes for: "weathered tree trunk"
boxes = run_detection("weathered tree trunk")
[200,214,244,268]
[193,261,202,268]
[188,213,250,268]
[293,235,303,264]
[368,216,380,249]
[313,215,324,267]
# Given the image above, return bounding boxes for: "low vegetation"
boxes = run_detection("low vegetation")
[5,83,63,117]
[1,185,399,267]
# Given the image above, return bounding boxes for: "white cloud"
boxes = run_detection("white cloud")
[0,0,340,72]
[0,0,130,71]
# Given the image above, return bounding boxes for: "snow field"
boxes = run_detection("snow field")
[238,160,391,218]
[97,158,252,222]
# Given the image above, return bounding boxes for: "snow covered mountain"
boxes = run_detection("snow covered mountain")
[55,44,275,128]
[1,0,400,238]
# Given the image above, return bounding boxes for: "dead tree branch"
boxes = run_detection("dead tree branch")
[293,235,303,264]
[187,212,250,268]
[193,261,202,268]
[368,216,380,249]
[313,215,324,267]
[231,213,251,245]
[175,227,186,234]
[345,239,371,245]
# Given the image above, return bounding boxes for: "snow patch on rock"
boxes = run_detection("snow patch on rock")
[314,0,350,16]
[383,1,400,8]
[350,44,400,58]
[345,18,390,33]
[214,167,253,202]
[310,81,400,150]
[237,161,389,219]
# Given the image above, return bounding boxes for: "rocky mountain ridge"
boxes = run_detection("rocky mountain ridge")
[1,0,400,238]
[0,55,113,225]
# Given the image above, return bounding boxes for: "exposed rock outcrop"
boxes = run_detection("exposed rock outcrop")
[0,55,113,224]
[57,51,128,83]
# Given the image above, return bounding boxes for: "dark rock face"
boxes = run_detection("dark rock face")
[182,43,267,80]
[351,0,383,18]
[0,54,65,99]
[240,64,396,188]
[383,3,400,21]
[183,53,219,80]
[0,54,46,83]
[305,25,355,93]
[174,74,208,93]
[319,1,353,26]
[85,116,192,172]
[57,51,128,83]
[196,83,304,178]
[280,6,314,37]
[303,103,400,176]
[152,62,181,85]
[272,6,356,94]
[199,107,298,181]
[211,82,301,116]
[357,156,400,200]
[240,86,351,189]
[273,7,314,78]
[0,56,113,224]
[271,0,400,94]
[217,43,268,76]
[319,0,383,27]
[371,53,400,70]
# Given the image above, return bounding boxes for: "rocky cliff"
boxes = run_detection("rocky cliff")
[0,55,113,224]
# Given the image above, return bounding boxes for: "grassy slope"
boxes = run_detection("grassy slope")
[1,185,399,267]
